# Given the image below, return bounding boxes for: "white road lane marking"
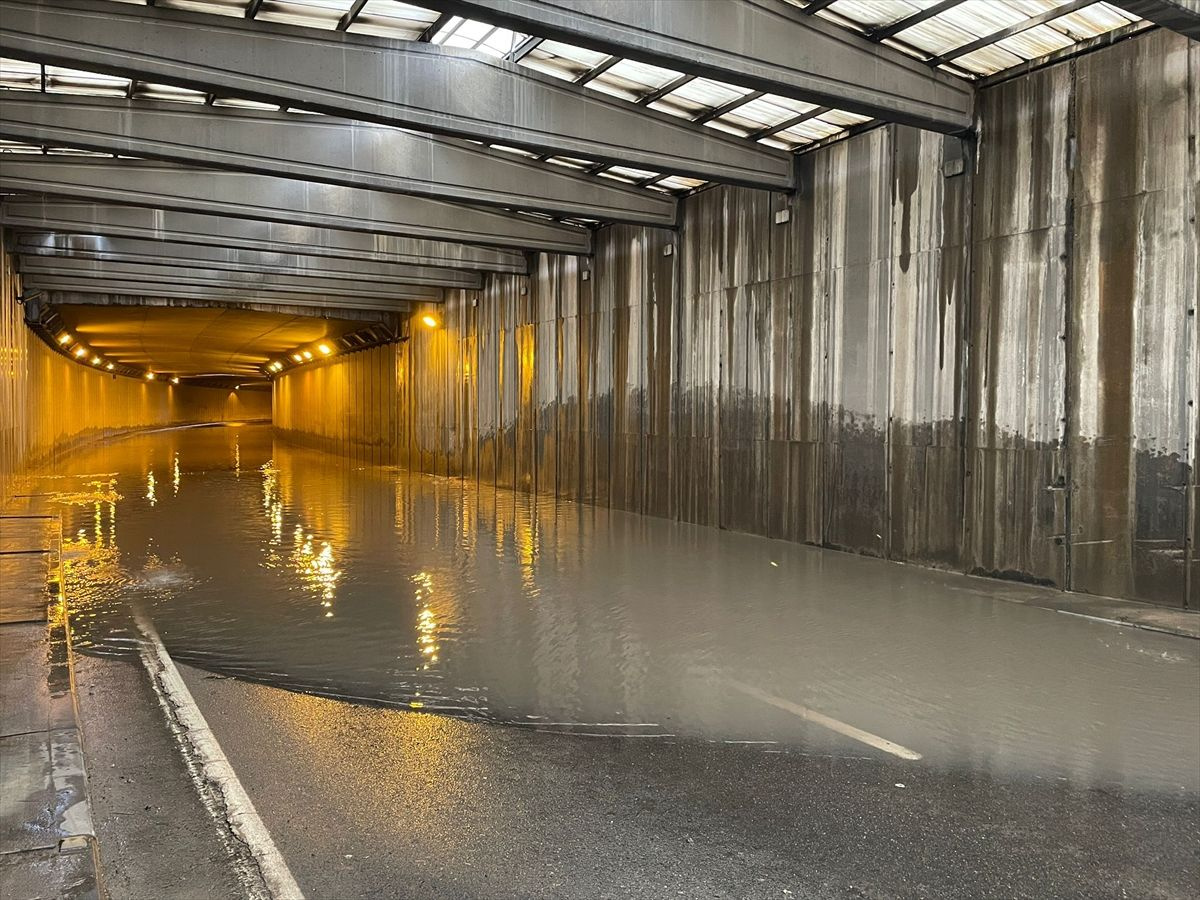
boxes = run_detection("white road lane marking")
[135,613,305,900]
[723,677,923,761]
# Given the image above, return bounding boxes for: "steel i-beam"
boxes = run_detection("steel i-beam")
[0,157,592,254]
[16,233,484,290]
[0,93,677,227]
[19,255,445,303]
[0,199,528,274]
[0,0,794,189]
[427,0,975,133]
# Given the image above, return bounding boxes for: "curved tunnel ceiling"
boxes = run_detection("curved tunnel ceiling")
[51,304,365,379]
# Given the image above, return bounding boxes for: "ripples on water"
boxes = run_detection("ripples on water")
[37,425,1200,793]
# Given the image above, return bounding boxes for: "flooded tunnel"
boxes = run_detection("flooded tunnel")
[0,2,1198,899]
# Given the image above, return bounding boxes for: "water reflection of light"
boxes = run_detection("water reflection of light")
[146,470,156,506]
[234,439,241,477]
[411,570,441,673]
[260,461,284,546]
[172,452,181,496]
[291,524,341,616]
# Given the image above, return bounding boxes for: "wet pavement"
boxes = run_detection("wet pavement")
[20,423,1200,896]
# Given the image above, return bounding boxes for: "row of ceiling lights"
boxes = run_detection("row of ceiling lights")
[56,330,179,384]
[263,314,442,376]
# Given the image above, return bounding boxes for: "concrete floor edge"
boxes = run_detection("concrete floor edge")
[0,512,102,900]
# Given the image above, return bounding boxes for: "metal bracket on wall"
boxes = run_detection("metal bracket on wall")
[942,134,970,177]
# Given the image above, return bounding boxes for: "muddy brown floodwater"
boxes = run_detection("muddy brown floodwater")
[35,424,1200,794]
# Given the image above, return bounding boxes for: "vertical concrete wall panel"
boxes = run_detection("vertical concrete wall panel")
[1069,31,1195,607]
[966,62,1071,587]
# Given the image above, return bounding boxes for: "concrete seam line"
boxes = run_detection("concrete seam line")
[723,677,923,761]
[134,612,305,900]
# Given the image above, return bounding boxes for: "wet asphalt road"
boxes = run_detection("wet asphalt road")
[79,657,1196,900]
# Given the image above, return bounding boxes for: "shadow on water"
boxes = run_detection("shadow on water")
[36,424,1200,794]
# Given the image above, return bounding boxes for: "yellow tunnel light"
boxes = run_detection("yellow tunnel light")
[91,356,102,366]
[105,363,114,371]
[145,372,156,381]
[170,376,180,385]
[302,350,313,360]
[292,353,304,363]
[318,343,332,355]
[58,333,72,345]
[74,346,87,358]
[421,314,440,329]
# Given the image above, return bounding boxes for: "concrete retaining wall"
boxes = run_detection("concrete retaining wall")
[274,30,1198,609]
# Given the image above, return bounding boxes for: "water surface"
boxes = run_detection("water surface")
[28,424,1200,793]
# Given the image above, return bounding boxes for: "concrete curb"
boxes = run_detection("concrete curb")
[0,512,103,900]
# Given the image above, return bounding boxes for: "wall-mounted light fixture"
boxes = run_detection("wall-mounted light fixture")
[421,314,440,329]
[170,376,180,385]
[318,343,332,355]
[145,372,156,381]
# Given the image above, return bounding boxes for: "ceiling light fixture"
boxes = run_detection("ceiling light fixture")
[74,346,87,358]
[145,372,156,381]
[421,314,440,329]
[58,333,72,345]
[318,343,332,355]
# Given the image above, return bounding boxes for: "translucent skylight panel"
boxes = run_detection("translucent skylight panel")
[135,82,207,103]
[349,2,441,40]
[520,41,608,81]
[759,134,807,151]
[476,28,526,58]
[0,58,42,92]
[937,0,1034,36]
[544,157,592,170]
[776,116,846,143]
[597,169,639,183]
[994,22,1077,59]
[439,19,495,49]
[818,109,873,127]
[45,66,130,97]
[655,174,707,192]
[1055,2,1137,38]
[212,97,281,109]
[599,59,682,94]
[0,140,43,153]
[529,40,609,70]
[894,16,977,56]
[606,165,661,181]
[257,1,350,30]
[825,0,924,30]
[647,95,710,120]
[950,43,1026,75]
[670,77,751,110]
[159,0,247,17]
[490,144,541,158]
[584,78,645,103]
[703,118,753,139]
[718,93,816,132]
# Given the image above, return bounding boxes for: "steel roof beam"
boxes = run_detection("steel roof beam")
[0,94,675,227]
[39,289,409,321]
[19,255,445,303]
[0,0,793,189]
[427,0,974,133]
[0,199,528,274]
[1110,0,1200,39]
[0,157,591,254]
[14,233,484,290]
